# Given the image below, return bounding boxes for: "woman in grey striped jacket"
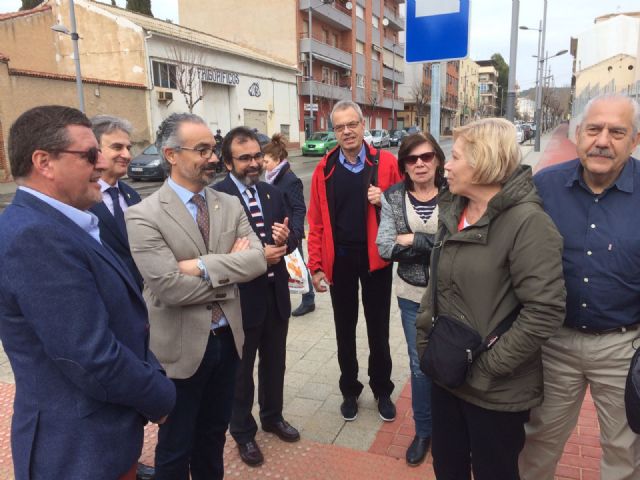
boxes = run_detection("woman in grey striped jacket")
[376,133,445,467]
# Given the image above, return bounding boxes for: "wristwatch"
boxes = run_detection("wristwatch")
[197,258,209,282]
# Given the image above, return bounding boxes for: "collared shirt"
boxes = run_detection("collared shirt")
[229,173,263,211]
[534,157,640,330]
[167,178,228,328]
[167,177,205,223]
[18,186,102,244]
[98,178,129,215]
[338,143,367,174]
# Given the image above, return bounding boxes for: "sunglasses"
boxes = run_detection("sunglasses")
[403,152,436,165]
[53,147,101,165]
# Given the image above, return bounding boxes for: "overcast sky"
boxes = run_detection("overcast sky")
[2,0,638,92]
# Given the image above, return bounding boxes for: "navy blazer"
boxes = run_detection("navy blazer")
[0,190,175,480]
[270,165,306,244]
[90,180,143,289]
[213,175,296,328]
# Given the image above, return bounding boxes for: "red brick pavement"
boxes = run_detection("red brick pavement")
[534,123,578,173]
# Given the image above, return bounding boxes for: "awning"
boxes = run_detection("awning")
[311,52,352,71]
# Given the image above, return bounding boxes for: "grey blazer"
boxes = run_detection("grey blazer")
[125,182,267,379]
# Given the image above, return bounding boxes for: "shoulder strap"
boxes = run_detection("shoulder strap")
[370,148,381,187]
[430,224,445,322]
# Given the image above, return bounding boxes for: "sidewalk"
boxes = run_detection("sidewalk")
[0,127,603,479]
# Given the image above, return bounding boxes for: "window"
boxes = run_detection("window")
[322,67,330,83]
[332,70,339,86]
[372,14,379,28]
[356,74,365,88]
[152,61,177,89]
[356,4,364,19]
[356,40,365,55]
[371,49,380,61]
[332,33,339,48]
[302,20,309,37]
[322,29,329,43]
[371,79,378,94]
[480,83,489,94]
[280,124,290,140]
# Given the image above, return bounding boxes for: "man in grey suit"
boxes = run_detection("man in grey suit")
[126,113,266,480]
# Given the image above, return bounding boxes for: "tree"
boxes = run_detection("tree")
[167,47,204,113]
[20,0,42,10]
[491,53,509,117]
[126,0,152,16]
[410,81,431,127]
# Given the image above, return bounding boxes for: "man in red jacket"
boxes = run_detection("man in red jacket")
[307,100,402,422]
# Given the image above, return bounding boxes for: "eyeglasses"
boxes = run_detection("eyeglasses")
[233,152,265,162]
[333,121,361,133]
[53,147,101,165]
[175,145,215,159]
[403,152,436,165]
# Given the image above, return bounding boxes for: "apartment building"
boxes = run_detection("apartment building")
[179,0,406,138]
[457,58,479,126]
[476,60,499,117]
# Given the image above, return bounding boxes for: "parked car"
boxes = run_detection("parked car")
[370,129,391,148]
[389,129,408,147]
[364,130,374,145]
[127,144,166,181]
[255,131,271,148]
[521,123,533,141]
[301,131,338,156]
[515,124,525,144]
[406,125,421,134]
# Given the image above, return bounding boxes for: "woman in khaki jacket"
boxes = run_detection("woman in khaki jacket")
[416,118,566,480]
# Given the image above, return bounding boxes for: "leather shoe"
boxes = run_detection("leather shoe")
[136,463,155,480]
[262,419,300,442]
[292,303,315,317]
[238,440,264,467]
[376,395,396,422]
[406,435,430,466]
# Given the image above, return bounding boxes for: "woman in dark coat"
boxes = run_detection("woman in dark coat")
[263,134,315,314]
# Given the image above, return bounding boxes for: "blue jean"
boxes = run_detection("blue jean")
[398,296,432,439]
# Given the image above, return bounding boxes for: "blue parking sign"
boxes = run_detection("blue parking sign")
[405,0,470,63]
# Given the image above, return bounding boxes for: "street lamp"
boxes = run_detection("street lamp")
[51,0,84,112]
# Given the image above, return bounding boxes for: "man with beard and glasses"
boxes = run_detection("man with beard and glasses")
[520,94,640,479]
[126,114,266,480]
[213,126,299,468]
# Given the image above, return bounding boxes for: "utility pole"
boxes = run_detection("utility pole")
[534,0,547,152]
[505,0,519,122]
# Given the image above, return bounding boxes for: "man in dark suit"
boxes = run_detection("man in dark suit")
[214,127,300,467]
[89,115,144,289]
[0,105,175,480]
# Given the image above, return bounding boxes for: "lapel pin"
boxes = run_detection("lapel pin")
[214,204,219,210]
[267,193,270,200]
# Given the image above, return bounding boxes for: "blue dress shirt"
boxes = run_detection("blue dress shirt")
[18,186,102,244]
[338,144,367,173]
[534,157,640,330]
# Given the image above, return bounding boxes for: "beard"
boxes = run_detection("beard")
[232,164,263,186]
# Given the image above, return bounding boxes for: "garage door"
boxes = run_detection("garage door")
[243,109,268,133]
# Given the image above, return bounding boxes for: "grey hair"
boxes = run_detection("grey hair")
[582,94,640,136]
[155,113,207,170]
[331,100,364,124]
[90,114,132,143]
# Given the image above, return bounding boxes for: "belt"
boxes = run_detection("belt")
[569,323,640,335]
[211,324,232,336]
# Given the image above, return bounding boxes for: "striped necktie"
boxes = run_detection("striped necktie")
[191,194,225,326]
[246,187,274,279]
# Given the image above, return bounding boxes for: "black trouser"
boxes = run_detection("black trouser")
[329,246,394,398]
[431,382,530,480]
[155,330,238,480]
[230,284,289,444]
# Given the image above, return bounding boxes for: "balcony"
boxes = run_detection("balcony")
[383,37,402,53]
[300,37,353,70]
[384,6,404,31]
[299,0,352,31]
[382,93,404,111]
[300,80,352,102]
[383,66,404,84]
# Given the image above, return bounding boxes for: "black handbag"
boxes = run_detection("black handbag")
[420,228,519,389]
[624,339,640,434]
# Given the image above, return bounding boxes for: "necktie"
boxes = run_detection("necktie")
[246,187,274,279]
[106,187,127,238]
[191,194,224,326]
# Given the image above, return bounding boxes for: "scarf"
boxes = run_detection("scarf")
[265,160,289,184]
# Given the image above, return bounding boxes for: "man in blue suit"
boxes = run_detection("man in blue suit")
[0,105,176,480]
[89,115,144,289]
[214,127,300,467]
